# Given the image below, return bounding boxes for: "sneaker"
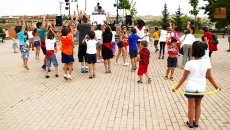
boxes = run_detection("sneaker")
[64,74,68,80]
[148,78,152,83]
[185,121,194,130]
[137,80,143,84]
[93,73,96,77]
[115,62,120,65]
[45,75,50,78]
[105,68,108,73]
[193,121,198,129]
[162,55,164,59]
[55,74,59,77]
[81,68,85,73]
[67,75,72,80]
[24,66,29,70]
[131,66,137,71]
[155,49,159,52]
[123,62,129,66]
[107,69,111,73]
[158,55,161,59]
[89,74,93,79]
[85,68,89,73]
[227,49,230,52]
[41,65,46,70]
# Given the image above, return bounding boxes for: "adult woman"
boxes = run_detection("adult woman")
[134,19,146,51]
[201,27,218,59]
[158,24,168,59]
[115,25,129,66]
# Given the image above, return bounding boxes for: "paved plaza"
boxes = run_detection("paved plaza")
[0,38,230,130]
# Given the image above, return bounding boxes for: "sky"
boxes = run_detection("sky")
[0,0,208,17]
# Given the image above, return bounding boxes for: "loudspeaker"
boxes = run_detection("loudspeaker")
[125,15,132,26]
[56,16,63,26]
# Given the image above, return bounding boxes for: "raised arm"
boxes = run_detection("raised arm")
[169,22,173,31]
[20,16,26,31]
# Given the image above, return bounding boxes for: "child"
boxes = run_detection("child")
[94,24,103,62]
[137,40,151,83]
[15,16,29,70]
[201,36,210,60]
[128,28,145,71]
[164,37,179,81]
[82,31,97,78]
[143,29,150,43]
[12,38,18,53]
[101,23,113,73]
[33,28,41,60]
[172,41,221,130]
[111,26,117,56]
[60,22,75,80]
[153,27,159,52]
[45,32,58,78]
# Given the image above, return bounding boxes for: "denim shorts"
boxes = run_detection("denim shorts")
[46,54,58,67]
[167,57,177,67]
[185,91,204,98]
[129,50,137,58]
[34,41,40,47]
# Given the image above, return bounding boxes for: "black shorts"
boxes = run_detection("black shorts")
[78,45,87,62]
[167,57,177,67]
[87,54,97,64]
[129,50,137,58]
[154,40,159,46]
[185,91,204,98]
[41,47,46,55]
[117,41,123,48]
[61,53,74,64]
[102,46,113,60]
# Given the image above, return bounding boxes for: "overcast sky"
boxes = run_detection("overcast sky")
[0,0,207,16]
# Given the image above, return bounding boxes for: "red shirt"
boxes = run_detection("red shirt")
[167,42,179,56]
[204,32,217,52]
[139,48,150,65]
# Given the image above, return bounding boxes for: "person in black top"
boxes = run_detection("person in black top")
[101,21,113,73]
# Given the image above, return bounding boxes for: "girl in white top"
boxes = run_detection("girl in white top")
[142,29,150,43]
[94,24,103,62]
[111,26,117,55]
[158,24,168,59]
[82,31,97,79]
[172,41,221,129]
[134,20,146,51]
[27,27,34,52]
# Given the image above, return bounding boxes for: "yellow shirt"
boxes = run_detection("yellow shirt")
[153,31,159,41]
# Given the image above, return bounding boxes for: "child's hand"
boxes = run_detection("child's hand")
[216,87,221,91]
[172,87,178,92]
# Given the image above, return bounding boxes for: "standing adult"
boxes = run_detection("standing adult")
[180,32,196,69]
[134,20,146,52]
[201,27,218,59]
[227,25,230,52]
[158,24,168,59]
[94,3,100,12]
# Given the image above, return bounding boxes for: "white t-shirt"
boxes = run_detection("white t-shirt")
[94,30,102,40]
[202,50,210,61]
[45,38,56,50]
[86,39,97,54]
[159,30,167,42]
[184,59,212,93]
[112,31,116,42]
[28,31,34,39]
[180,34,196,47]
[134,26,145,42]
[142,32,150,42]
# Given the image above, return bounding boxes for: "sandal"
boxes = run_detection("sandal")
[89,74,93,79]
[164,76,168,80]
[93,73,96,77]
[170,77,174,81]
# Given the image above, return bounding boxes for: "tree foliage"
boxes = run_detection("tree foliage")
[119,0,131,9]
[161,3,170,25]
[172,6,183,26]
[189,0,199,18]
[130,0,138,16]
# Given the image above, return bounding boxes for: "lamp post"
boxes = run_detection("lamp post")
[85,0,87,11]
[116,0,119,24]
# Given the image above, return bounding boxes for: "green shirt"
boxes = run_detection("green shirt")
[37,28,46,39]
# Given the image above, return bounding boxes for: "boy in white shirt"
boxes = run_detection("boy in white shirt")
[45,32,58,78]
[82,31,97,79]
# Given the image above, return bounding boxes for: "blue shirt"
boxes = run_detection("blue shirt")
[128,34,140,50]
[17,31,26,45]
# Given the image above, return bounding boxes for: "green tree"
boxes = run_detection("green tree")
[130,0,138,16]
[189,0,199,20]
[119,0,131,9]
[172,6,183,26]
[161,3,170,25]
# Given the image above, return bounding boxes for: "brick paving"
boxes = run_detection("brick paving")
[0,38,230,130]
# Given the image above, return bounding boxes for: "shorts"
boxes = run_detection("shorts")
[34,41,40,47]
[87,53,97,64]
[41,47,46,55]
[117,41,123,48]
[154,40,159,46]
[123,41,129,47]
[61,52,74,64]
[46,54,58,67]
[12,43,18,49]
[137,64,148,76]
[20,44,28,50]
[96,40,103,47]
[20,45,29,59]
[78,45,87,62]
[185,91,204,98]
[102,46,113,60]
[28,38,33,43]
[129,50,137,58]
[167,57,177,68]
[228,36,230,42]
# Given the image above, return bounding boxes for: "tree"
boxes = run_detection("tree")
[119,0,131,9]
[71,0,79,14]
[161,3,170,25]
[189,0,199,20]
[201,0,230,29]
[172,6,183,26]
[130,0,138,16]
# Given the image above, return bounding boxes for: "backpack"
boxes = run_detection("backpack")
[212,34,219,45]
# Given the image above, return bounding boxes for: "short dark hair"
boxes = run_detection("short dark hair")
[47,32,54,39]
[171,37,177,43]
[15,26,22,33]
[141,40,148,47]
[202,42,208,50]
[98,6,102,10]
[131,28,136,34]
[111,26,116,31]
[61,27,69,36]
[202,26,209,33]
[192,41,205,57]
[88,31,95,39]
[33,28,37,33]
[81,17,87,23]
[162,24,167,30]
[36,22,42,28]
[95,24,101,30]
[175,26,183,32]
[155,27,158,31]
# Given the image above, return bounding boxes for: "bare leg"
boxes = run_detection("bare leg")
[64,64,68,74]
[170,68,175,77]
[165,68,171,76]
[108,59,111,69]
[115,49,121,63]
[131,58,135,67]
[88,63,93,73]
[144,72,150,79]
[46,67,49,76]
[194,98,202,126]
[68,63,73,75]
[138,75,143,82]
[104,60,108,69]
[188,98,195,126]
[121,48,127,63]
[55,66,58,74]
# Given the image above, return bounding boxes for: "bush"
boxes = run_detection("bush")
[0,27,4,34]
